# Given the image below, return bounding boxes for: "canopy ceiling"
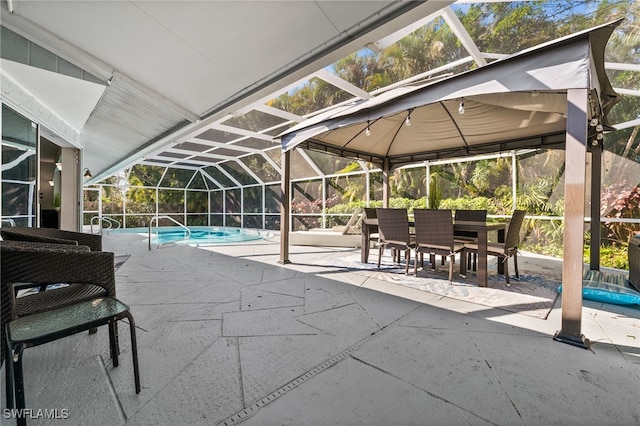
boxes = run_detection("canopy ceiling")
[279,21,621,169]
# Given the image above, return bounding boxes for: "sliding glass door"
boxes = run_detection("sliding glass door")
[1,104,38,227]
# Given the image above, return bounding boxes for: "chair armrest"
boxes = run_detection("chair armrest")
[55,230,102,251]
[1,249,116,297]
[1,229,79,246]
[0,240,90,252]
[0,227,102,251]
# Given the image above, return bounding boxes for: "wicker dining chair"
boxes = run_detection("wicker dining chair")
[453,209,488,270]
[364,207,380,247]
[463,210,526,284]
[375,208,415,275]
[413,209,466,282]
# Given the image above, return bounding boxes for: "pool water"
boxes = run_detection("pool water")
[111,226,271,245]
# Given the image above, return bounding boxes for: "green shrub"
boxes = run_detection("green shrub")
[325,201,366,215]
[521,241,564,258]
[522,241,629,270]
[584,244,629,270]
[438,196,496,213]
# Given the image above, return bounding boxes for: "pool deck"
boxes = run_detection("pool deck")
[1,232,639,425]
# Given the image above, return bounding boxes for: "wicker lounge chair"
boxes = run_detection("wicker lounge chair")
[1,240,119,409]
[463,210,526,284]
[413,209,466,282]
[375,208,415,275]
[0,227,102,251]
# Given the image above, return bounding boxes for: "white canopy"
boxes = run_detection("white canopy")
[279,20,621,169]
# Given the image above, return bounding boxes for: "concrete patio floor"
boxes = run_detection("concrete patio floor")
[1,232,639,425]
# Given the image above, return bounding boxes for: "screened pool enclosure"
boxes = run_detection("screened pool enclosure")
[82,1,639,271]
[3,1,639,269]
[86,140,639,264]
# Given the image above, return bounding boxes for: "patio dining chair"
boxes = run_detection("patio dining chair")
[364,207,380,245]
[375,208,415,275]
[454,209,488,271]
[463,210,526,285]
[413,209,466,282]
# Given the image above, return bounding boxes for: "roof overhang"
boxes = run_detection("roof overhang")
[0,0,454,182]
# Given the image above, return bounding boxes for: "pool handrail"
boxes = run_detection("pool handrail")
[90,216,121,234]
[148,216,191,250]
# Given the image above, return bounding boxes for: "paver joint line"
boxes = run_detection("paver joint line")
[98,353,128,424]
[216,321,392,425]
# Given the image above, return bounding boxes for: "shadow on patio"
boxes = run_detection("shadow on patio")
[1,232,638,425]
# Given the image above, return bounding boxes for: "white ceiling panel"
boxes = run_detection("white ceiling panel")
[1,0,454,180]
[316,1,399,32]
[0,59,106,132]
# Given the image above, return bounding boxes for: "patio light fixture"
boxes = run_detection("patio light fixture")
[365,121,371,136]
[458,99,464,115]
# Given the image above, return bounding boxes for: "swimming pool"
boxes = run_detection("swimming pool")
[110,226,272,245]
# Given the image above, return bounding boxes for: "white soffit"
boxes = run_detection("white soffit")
[8,1,424,117]
[1,59,106,133]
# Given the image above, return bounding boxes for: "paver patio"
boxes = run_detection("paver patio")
[1,232,638,425]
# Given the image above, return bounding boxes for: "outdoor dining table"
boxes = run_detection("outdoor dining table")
[361,218,506,287]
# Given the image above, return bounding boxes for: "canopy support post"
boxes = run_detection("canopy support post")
[382,157,390,208]
[425,162,431,208]
[279,149,291,264]
[554,88,589,349]
[590,144,602,270]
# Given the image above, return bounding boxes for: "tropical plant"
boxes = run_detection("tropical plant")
[52,192,60,209]
[600,182,640,244]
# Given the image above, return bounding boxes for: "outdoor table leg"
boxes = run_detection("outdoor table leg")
[361,221,370,263]
[477,228,489,287]
[497,228,505,275]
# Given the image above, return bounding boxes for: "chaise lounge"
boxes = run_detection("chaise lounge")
[289,208,364,248]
